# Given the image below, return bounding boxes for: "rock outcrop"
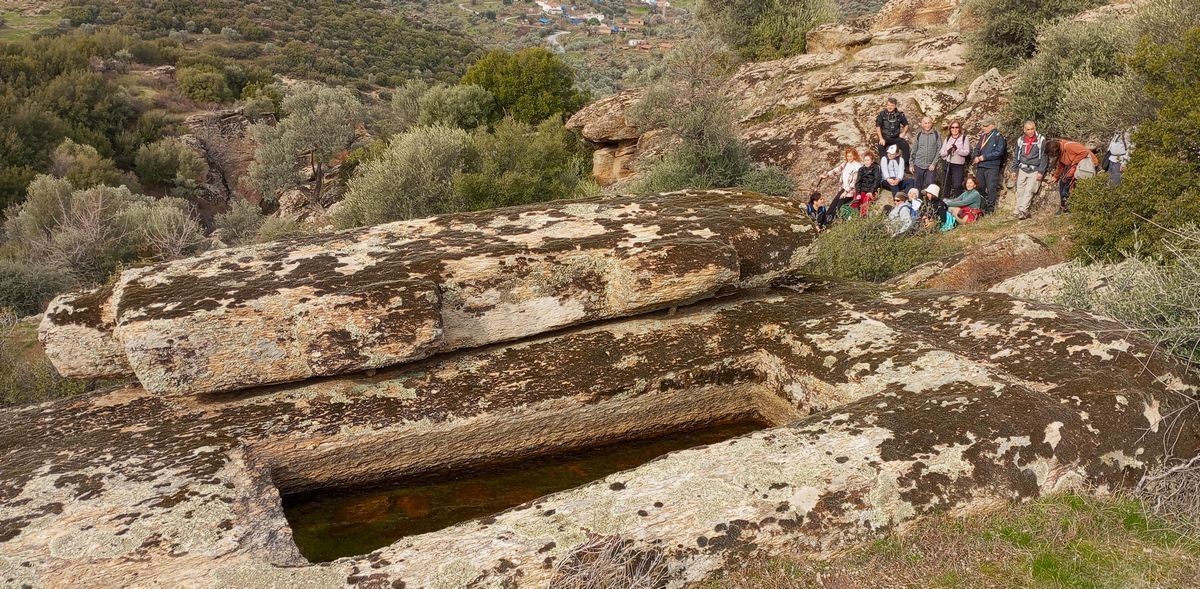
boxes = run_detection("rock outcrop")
[989,260,1132,303]
[5,282,1197,588]
[888,234,1061,291]
[181,108,264,207]
[568,13,1008,192]
[39,191,817,395]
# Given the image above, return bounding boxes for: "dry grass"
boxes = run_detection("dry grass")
[0,309,116,408]
[550,533,669,589]
[701,492,1200,589]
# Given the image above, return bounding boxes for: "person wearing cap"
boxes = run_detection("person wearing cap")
[1009,120,1047,220]
[875,97,911,164]
[971,118,1006,215]
[944,174,983,223]
[880,143,912,199]
[887,189,918,236]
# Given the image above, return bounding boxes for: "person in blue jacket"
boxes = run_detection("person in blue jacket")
[971,118,1006,215]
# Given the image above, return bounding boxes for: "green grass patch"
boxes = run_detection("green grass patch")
[0,9,63,41]
[704,492,1200,589]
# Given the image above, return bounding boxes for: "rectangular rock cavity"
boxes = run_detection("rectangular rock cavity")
[282,420,767,563]
[256,380,804,564]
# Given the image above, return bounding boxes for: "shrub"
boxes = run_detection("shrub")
[697,0,837,61]
[126,197,206,261]
[1069,25,1200,260]
[631,40,752,193]
[964,0,1106,71]
[252,215,312,243]
[391,79,430,133]
[1057,229,1200,367]
[213,199,266,246]
[804,215,952,283]
[48,139,138,191]
[1005,16,1136,139]
[454,118,591,211]
[461,48,588,124]
[334,126,476,229]
[417,84,497,130]
[135,138,206,188]
[0,260,77,316]
[740,166,797,197]
[176,64,234,103]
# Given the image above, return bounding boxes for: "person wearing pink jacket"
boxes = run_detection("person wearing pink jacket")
[938,118,971,198]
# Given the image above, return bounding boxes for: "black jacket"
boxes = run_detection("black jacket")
[855,165,880,193]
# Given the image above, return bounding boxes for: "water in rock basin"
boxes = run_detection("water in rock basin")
[284,421,765,562]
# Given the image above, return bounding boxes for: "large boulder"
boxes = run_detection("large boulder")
[871,0,964,30]
[805,23,873,54]
[565,89,643,143]
[39,191,817,395]
[5,284,1197,588]
[989,260,1133,303]
[888,234,1061,291]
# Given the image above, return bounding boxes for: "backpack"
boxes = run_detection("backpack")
[1075,155,1097,179]
[880,111,904,138]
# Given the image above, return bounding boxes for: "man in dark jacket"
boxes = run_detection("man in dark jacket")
[971,118,1006,214]
[875,97,910,164]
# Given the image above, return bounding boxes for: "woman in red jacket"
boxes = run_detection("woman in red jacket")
[1047,139,1098,214]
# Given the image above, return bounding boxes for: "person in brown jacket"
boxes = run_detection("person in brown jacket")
[1047,140,1099,214]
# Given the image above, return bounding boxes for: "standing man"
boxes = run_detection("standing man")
[1107,129,1133,185]
[911,116,941,190]
[971,118,1006,215]
[875,97,910,164]
[1009,120,1047,220]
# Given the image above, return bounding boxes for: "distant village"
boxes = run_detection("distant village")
[529,0,679,50]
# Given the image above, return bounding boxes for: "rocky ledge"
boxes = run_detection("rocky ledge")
[4,282,1197,588]
[38,191,816,395]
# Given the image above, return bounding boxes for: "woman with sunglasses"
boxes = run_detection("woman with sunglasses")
[938,119,971,198]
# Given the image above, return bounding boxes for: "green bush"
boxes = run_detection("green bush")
[334,126,476,229]
[697,0,837,61]
[252,215,312,244]
[631,40,752,193]
[177,64,234,103]
[804,215,952,283]
[461,48,588,124]
[1069,25,1200,260]
[964,0,1106,71]
[135,138,206,188]
[417,84,497,130]
[48,139,139,191]
[213,199,266,247]
[1005,16,1136,139]
[454,118,591,211]
[0,260,77,316]
[739,167,797,197]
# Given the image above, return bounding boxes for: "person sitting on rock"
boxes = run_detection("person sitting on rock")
[1046,139,1099,214]
[875,97,911,164]
[911,116,941,190]
[944,174,983,223]
[820,147,864,200]
[806,191,828,228]
[939,118,971,198]
[847,151,881,218]
[971,118,1006,215]
[888,190,919,237]
[919,184,952,232]
[880,144,912,199]
[907,187,923,214]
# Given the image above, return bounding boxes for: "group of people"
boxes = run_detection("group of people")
[806,97,1132,236]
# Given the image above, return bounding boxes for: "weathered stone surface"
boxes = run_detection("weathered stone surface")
[904,33,967,69]
[805,23,873,54]
[181,109,263,207]
[812,63,915,100]
[565,90,643,143]
[726,52,844,120]
[989,260,1131,303]
[40,191,817,394]
[37,284,132,379]
[888,234,1060,291]
[872,0,963,30]
[5,284,1197,587]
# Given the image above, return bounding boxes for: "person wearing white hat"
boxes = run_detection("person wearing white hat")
[880,143,912,199]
